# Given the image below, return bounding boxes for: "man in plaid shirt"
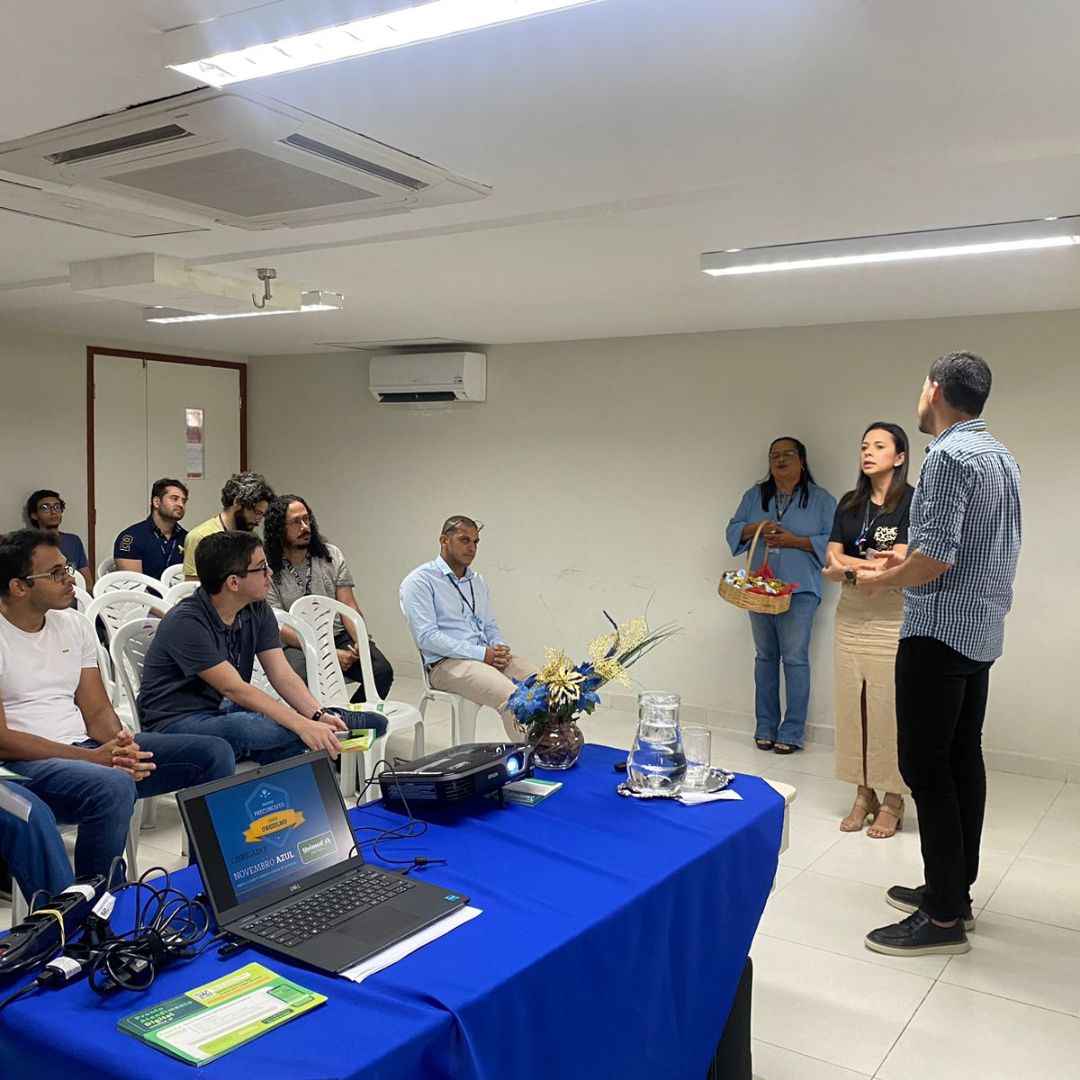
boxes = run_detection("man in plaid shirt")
[856,351,1021,956]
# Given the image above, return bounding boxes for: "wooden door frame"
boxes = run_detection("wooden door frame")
[85,347,248,567]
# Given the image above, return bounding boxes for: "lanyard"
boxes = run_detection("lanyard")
[157,531,180,566]
[449,575,477,615]
[856,500,887,553]
[775,491,794,523]
[286,557,312,596]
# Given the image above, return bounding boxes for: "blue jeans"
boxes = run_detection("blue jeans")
[159,701,388,764]
[7,732,234,885]
[159,701,308,765]
[749,593,820,747]
[0,787,75,898]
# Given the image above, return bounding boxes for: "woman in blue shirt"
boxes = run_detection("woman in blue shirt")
[726,437,836,753]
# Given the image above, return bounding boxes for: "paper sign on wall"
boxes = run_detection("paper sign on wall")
[185,407,205,478]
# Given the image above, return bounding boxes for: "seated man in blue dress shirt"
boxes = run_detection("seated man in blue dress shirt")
[113,477,189,579]
[401,516,536,739]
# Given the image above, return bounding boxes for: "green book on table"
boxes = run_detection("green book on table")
[117,962,326,1066]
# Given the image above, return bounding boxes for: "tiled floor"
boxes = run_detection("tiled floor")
[3,677,1078,1078]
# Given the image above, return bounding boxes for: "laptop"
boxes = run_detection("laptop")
[177,751,468,974]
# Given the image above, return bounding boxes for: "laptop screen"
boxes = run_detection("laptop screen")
[181,753,359,919]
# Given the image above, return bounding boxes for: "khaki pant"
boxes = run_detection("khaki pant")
[833,587,909,793]
[429,655,538,739]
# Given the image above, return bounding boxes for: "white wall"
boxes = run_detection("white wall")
[248,310,1079,779]
[0,329,244,554]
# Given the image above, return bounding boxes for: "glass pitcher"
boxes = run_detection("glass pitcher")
[626,691,686,795]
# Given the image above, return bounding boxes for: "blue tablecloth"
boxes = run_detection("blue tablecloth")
[0,745,783,1080]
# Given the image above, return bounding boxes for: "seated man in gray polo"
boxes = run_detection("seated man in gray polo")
[400,516,535,739]
[264,494,393,703]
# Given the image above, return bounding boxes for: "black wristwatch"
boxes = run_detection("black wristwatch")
[844,568,856,585]
[311,708,326,722]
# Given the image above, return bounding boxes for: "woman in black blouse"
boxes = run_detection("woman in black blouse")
[824,423,914,839]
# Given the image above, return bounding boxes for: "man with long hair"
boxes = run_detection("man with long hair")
[263,495,394,702]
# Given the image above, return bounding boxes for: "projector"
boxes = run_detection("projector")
[378,743,533,807]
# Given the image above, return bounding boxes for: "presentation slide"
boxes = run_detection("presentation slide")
[205,766,341,905]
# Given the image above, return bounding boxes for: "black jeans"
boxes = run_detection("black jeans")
[895,636,993,922]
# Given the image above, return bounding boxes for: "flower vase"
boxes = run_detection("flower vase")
[527,716,585,770]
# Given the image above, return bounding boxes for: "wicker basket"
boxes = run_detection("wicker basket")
[718,520,793,615]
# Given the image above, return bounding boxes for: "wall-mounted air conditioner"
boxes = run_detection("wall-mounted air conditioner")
[369,352,486,404]
[0,88,490,232]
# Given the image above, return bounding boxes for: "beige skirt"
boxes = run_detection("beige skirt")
[832,586,909,793]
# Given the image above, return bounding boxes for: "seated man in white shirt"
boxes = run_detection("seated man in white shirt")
[0,529,234,890]
[401,516,536,739]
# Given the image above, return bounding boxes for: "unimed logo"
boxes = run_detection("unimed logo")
[298,831,338,864]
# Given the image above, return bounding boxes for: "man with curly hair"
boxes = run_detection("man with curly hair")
[263,494,394,703]
[183,471,275,580]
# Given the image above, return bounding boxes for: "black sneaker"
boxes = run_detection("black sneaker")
[865,911,970,956]
[886,884,975,932]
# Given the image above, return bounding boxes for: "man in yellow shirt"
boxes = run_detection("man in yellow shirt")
[183,472,275,579]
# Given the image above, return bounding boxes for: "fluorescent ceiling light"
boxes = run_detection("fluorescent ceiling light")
[701,216,1080,277]
[144,291,343,323]
[165,0,601,87]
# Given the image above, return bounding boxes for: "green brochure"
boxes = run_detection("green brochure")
[118,962,326,1066]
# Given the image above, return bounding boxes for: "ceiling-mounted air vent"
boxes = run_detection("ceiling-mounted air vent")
[281,134,429,192]
[45,125,192,166]
[0,88,490,231]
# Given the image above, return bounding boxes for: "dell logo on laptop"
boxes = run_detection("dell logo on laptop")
[289,883,302,892]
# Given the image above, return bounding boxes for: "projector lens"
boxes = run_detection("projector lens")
[507,755,522,775]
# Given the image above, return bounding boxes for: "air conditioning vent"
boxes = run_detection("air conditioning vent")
[45,125,192,165]
[0,88,490,231]
[282,134,428,191]
[378,391,458,404]
[106,148,379,217]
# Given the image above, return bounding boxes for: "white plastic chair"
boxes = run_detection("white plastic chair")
[400,598,481,746]
[73,584,92,610]
[248,610,322,704]
[163,580,199,606]
[160,563,186,590]
[290,595,424,801]
[86,590,172,646]
[272,608,324,700]
[68,606,119,707]
[110,618,253,849]
[96,555,117,580]
[93,570,165,598]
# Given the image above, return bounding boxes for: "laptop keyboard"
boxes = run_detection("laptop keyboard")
[241,866,417,947]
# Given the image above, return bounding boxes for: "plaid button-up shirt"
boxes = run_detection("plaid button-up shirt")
[902,419,1022,662]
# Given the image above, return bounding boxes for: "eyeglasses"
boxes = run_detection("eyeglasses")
[234,562,272,578]
[23,563,76,584]
[287,515,312,528]
[36,502,66,513]
[768,451,799,462]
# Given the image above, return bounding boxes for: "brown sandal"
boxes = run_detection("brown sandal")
[867,797,905,839]
[840,793,880,832]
